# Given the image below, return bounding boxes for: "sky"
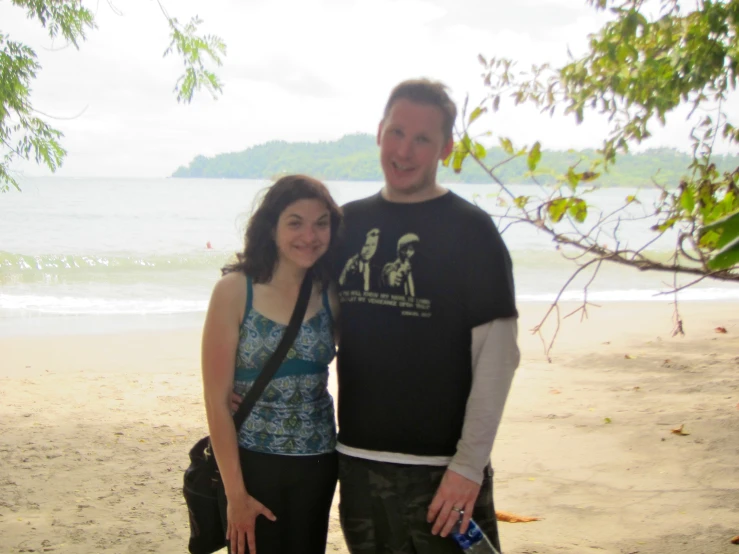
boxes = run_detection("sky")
[3,0,736,178]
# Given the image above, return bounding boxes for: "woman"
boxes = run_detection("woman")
[201,175,342,554]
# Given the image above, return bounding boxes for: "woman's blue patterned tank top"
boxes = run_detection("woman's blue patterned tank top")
[233,276,336,455]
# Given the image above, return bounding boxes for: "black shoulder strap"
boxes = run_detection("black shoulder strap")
[232,270,313,431]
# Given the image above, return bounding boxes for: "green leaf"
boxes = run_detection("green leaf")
[568,198,588,223]
[707,236,739,271]
[699,229,721,249]
[527,141,542,171]
[566,167,580,190]
[514,196,529,209]
[547,198,569,223]
[653,217,678,232]
[679,185,696,215]
[460,134,473,153]
[499,137,514,155]
[700,209,739,249]
[452,149,467,174]
[468,107,486,125]
[473,142,487,159]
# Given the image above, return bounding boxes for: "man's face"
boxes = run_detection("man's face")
[377,99,453,199]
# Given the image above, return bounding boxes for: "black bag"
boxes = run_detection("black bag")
[183,271,313,554]
[184,437,224,554]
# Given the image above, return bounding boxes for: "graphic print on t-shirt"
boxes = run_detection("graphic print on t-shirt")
[379,233,419,296]
[338,228,380,292]
[338,227,431,318]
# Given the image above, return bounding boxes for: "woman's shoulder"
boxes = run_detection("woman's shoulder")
[217,270,247,290]
[210,271,248,306]
[205,271,249,326]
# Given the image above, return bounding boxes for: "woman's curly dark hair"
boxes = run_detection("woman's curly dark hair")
[222,175,342,288]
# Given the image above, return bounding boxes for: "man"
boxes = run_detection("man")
[335,79,519,553]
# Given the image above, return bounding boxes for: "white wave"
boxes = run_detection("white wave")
[0,294,207,315]
[2,286,736,318]
[517,287,739,303]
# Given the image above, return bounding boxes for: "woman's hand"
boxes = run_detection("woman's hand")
[226,490,277,554]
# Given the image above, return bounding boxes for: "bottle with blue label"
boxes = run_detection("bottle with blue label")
[450,518,500,553]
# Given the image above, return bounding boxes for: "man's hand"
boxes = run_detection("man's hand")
[426,468,481,537]
[230,392,243,414]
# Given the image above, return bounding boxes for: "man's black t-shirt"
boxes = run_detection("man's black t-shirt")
[336,191,517,457]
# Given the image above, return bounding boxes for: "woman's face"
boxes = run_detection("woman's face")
[274,198,331,270]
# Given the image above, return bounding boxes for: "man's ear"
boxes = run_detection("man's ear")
[440,136,454,161]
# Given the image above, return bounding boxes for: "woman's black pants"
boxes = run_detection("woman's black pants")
[217,449,338,554]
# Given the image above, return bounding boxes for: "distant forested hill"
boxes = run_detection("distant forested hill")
[172,133,738,187]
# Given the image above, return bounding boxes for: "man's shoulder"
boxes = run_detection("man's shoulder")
[445,191,493,219]
[342,193,381,215]
[441,191,498,235]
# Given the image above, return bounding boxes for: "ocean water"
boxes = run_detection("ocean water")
[1,177,736,336]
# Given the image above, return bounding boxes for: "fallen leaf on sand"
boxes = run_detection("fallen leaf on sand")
[730,535,739,544]
[633,386,641,391]
[496,510,541,523]
[604,417,612,424]
[625,354,636,359]
[671,424,690,436]
[715,326,728,334]
[549,389,561,395]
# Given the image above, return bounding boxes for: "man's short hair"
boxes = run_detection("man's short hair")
[382,79,457,142]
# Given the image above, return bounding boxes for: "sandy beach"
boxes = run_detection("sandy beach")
[1,301,737,553]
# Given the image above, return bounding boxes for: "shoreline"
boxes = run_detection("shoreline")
[1,296,735,339]
[1,301,738,553]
